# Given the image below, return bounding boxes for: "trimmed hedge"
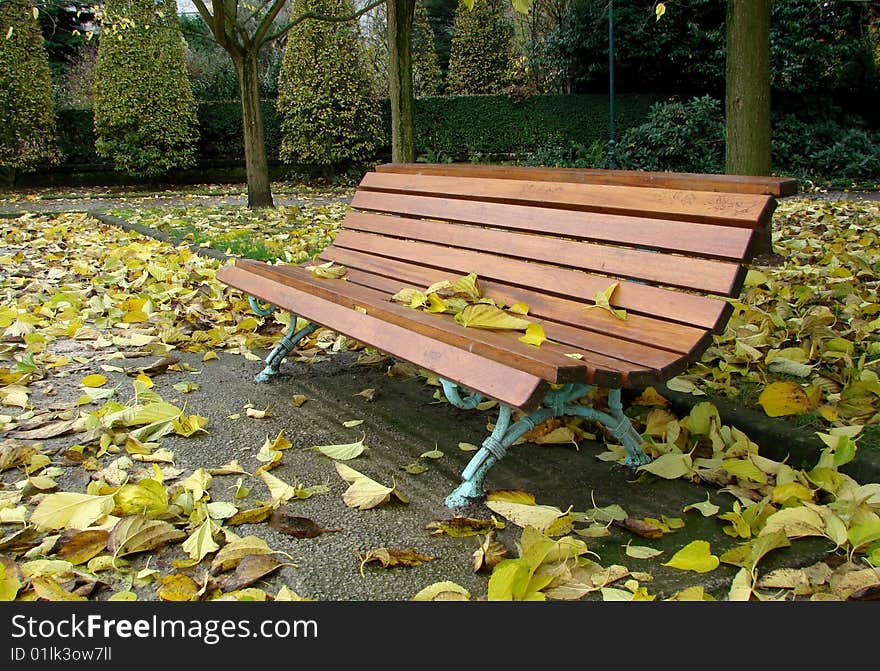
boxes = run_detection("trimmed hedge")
[413,94,663,159]
[49,94,660,173]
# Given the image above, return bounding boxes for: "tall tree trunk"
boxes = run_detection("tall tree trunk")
[387,0,415,163]
[725,0,772,255]
[236,52,275,208]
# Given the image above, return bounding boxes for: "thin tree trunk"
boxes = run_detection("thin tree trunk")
[236,52,275,208]
[726,0,772,254]
[388,0,415,163]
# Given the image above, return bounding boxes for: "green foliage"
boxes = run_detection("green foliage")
[615,96,725,174]
[416,93,661,160]
[276,0,383,172]
[527,0,878,99]
[93,0,199,177]
[772,112,880,187]
[413,0,441,97]
[445,0,514,94]
[0,0,60,173]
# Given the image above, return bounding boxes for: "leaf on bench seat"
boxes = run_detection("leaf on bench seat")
[455,304,531,331]
[585,282,627,321]
[304,261,347,279]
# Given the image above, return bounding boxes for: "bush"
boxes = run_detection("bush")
[772,114,880,187]
[445,0,514,95]
[93,0,200,177]
[0,0,59,174]
[276,0,382,175]
[615,95,725,173]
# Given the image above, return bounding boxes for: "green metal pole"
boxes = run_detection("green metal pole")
[608,0,616,169]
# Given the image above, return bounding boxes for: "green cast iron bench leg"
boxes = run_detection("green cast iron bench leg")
[247,296,320,382]
[441,379,650,508]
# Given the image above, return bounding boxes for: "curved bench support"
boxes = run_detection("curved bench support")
[246,297,320,382]
[444,383,650,508]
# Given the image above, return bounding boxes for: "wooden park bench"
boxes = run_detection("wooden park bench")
[216,163,797,508]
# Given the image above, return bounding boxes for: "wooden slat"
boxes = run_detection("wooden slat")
[320,246,713,357]
[335,264,688,379]
[359,172,776,229]
[351,190,756,261]
[231,260,635,386]
[342,210,746,296]
[330,230,732,332]
[217,263,550,411]
[376,163,800,198]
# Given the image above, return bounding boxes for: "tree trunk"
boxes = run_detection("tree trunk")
[725,0,772,255]
[387,0,416,163]
[236,52,275,208]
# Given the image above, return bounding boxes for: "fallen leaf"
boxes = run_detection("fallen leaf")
[472,531,509,573]
[268,509,342,538]
[220,554,284,592]
[758,381,812,417]
[30,492,115,532]
[425,517,505,537]
[312,434,366,460]
[52,530,110,566]
[662,540,720,573]
[335,462,409,510]
[157,574,199,601]
[108,516,186,558]
[210,535,273,575]
[358,547,436,574]
[412,581,471,601]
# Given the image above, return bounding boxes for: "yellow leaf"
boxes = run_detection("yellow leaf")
[81,374,107,388]
[655,2,666,20]
[452,272,481,301]
[518,323,546,347]
[454,304,531,331]
[304,261,346,279]
[136,372,154,388]
[30,492,115,531]
[586,282,627,320]
[335,462,408,510]
[181,519,219,563]
[758,381,812,417]
[662,540,719,573]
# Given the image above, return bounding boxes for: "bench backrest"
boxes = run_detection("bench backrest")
[375,162,800,197]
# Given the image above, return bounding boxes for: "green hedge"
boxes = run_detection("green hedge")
[50,94,659,173]
[412,94,664,159]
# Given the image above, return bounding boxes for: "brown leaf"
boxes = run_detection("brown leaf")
[472,531,508,573]
[355,388,377,401]
[12,419,79,440]
[0,440,39,472]
[226,505,274,526]
[124,356,179,377]
[220,554,283,592]
[0,527,42,555]
[268,508,342,538]
[358,547,436,575]
[52,529,110,566]
[425,517,504,537]
[615,517,665,539]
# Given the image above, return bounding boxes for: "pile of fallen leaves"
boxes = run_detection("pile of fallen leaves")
[2,204,879,603]
[671,199,880,427]
[106,202,349,265]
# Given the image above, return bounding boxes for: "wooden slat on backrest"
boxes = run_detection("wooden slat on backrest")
[342,210,747,296]
[359,172,776,229]
[351,190,756,261]
[375,163,800,198]
[330,229,732,332]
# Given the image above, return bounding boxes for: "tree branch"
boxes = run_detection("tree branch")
[264,0,386,44]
